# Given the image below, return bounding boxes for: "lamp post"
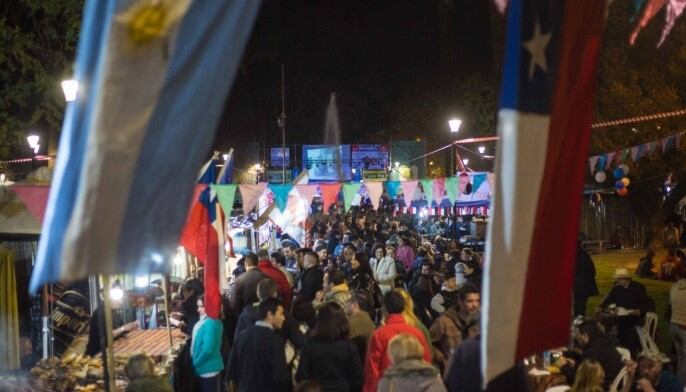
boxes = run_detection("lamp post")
[27,134,40,170]
[448,118,462,175]
[61,79,79,102]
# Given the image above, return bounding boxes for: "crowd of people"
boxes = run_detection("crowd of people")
[120,212,686,392]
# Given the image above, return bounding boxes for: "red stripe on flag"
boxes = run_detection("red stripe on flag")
[515,0,605,360]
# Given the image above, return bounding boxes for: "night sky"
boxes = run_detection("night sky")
[214,0,497,166]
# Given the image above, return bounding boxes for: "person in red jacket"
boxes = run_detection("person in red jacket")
[363,290,432,392]
[257,249,292,309]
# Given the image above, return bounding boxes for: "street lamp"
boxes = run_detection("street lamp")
[27,135,40,154]
[448,118,462,133]
[61,79,78,102]
[478,145,486,154]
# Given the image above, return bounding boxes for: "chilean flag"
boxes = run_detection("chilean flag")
[482,0,606,382]
[180,158,224,319]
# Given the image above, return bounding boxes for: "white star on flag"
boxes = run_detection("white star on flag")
[523,19,552,79]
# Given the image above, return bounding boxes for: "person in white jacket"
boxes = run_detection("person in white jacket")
[370,243,397,294]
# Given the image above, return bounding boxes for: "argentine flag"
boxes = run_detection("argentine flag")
[30,0,261,292]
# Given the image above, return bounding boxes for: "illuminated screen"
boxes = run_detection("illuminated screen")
[302,145,351,181]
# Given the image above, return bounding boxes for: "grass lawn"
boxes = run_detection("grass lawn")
[585,249,673,353]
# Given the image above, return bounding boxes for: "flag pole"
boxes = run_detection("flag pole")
[100,275,116,392]
[162,273,173,350]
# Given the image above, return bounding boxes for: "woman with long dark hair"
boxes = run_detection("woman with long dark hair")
[295,302,363,391]
[348,252,381,310]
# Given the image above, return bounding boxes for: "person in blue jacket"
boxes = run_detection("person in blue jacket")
[191,295,224,392]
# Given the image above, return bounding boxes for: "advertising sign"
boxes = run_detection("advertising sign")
[362,169,387,180]
[267,170,292,183]
[270,147,290,168]
[302,145,351,181]
[351,144,389,171]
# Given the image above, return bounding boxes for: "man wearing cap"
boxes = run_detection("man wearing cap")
[599,268,651,356]
[623,352,683,392]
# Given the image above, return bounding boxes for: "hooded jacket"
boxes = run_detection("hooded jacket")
[376,359,446,392]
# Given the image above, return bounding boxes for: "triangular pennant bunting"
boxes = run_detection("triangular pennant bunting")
[597,155,607,172]
[269,184,293,212]
[385,181,401,200]
[589,156,599,175]
[239,183,267,215]
[630,146,640,162]
[604,151,616,169]
[11,185,50,223]
[445,177,458,204]
[210,184,237,216]
[365,182,384,211]
[419,179,434,207]
[658,0,686,47]
[432,178,446,205]
[295,184,318,211]
[401,180,418,207]
[472,173,487,193]
[342,183,362,212]
[319,183,341,215]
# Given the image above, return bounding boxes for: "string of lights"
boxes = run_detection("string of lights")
[591,108,686,128]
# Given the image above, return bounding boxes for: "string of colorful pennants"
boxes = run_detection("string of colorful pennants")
[588,131,684,175]
[211,174,489,216]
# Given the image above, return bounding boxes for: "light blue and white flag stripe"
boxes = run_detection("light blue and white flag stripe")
[30,0,261,292]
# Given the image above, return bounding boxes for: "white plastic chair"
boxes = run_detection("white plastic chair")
[645,311,658,340]
[636,325,661,355]
[616,346,631,362]
[609,366,629,392]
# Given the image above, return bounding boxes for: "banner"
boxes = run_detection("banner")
[270,147,290,168]
[302,145,351,181]
[351,144,389,171]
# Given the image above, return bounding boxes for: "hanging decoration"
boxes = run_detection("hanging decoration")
[594,171,607,183]
[342,183,362,212]
[589,131,684,174]
[419,179,434,207]
[295,184,318,211]
[385,181,401,200]
[238,183,267,215]
[401,180,419,207]
[445,177,458,204]
[269,184,293,212]
[365,182,384,211]
[319,183,342,215]
[211,184,237,215]
[432,178,446,206]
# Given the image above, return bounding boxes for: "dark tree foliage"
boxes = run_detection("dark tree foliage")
[0,0,82,160]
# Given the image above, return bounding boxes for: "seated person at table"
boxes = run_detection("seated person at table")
[659,249,680,281]
[597,268,651,356]
[562,318,624,389]
[636,249,656,278]
[570,359,605,392]
[622,351,684,392]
